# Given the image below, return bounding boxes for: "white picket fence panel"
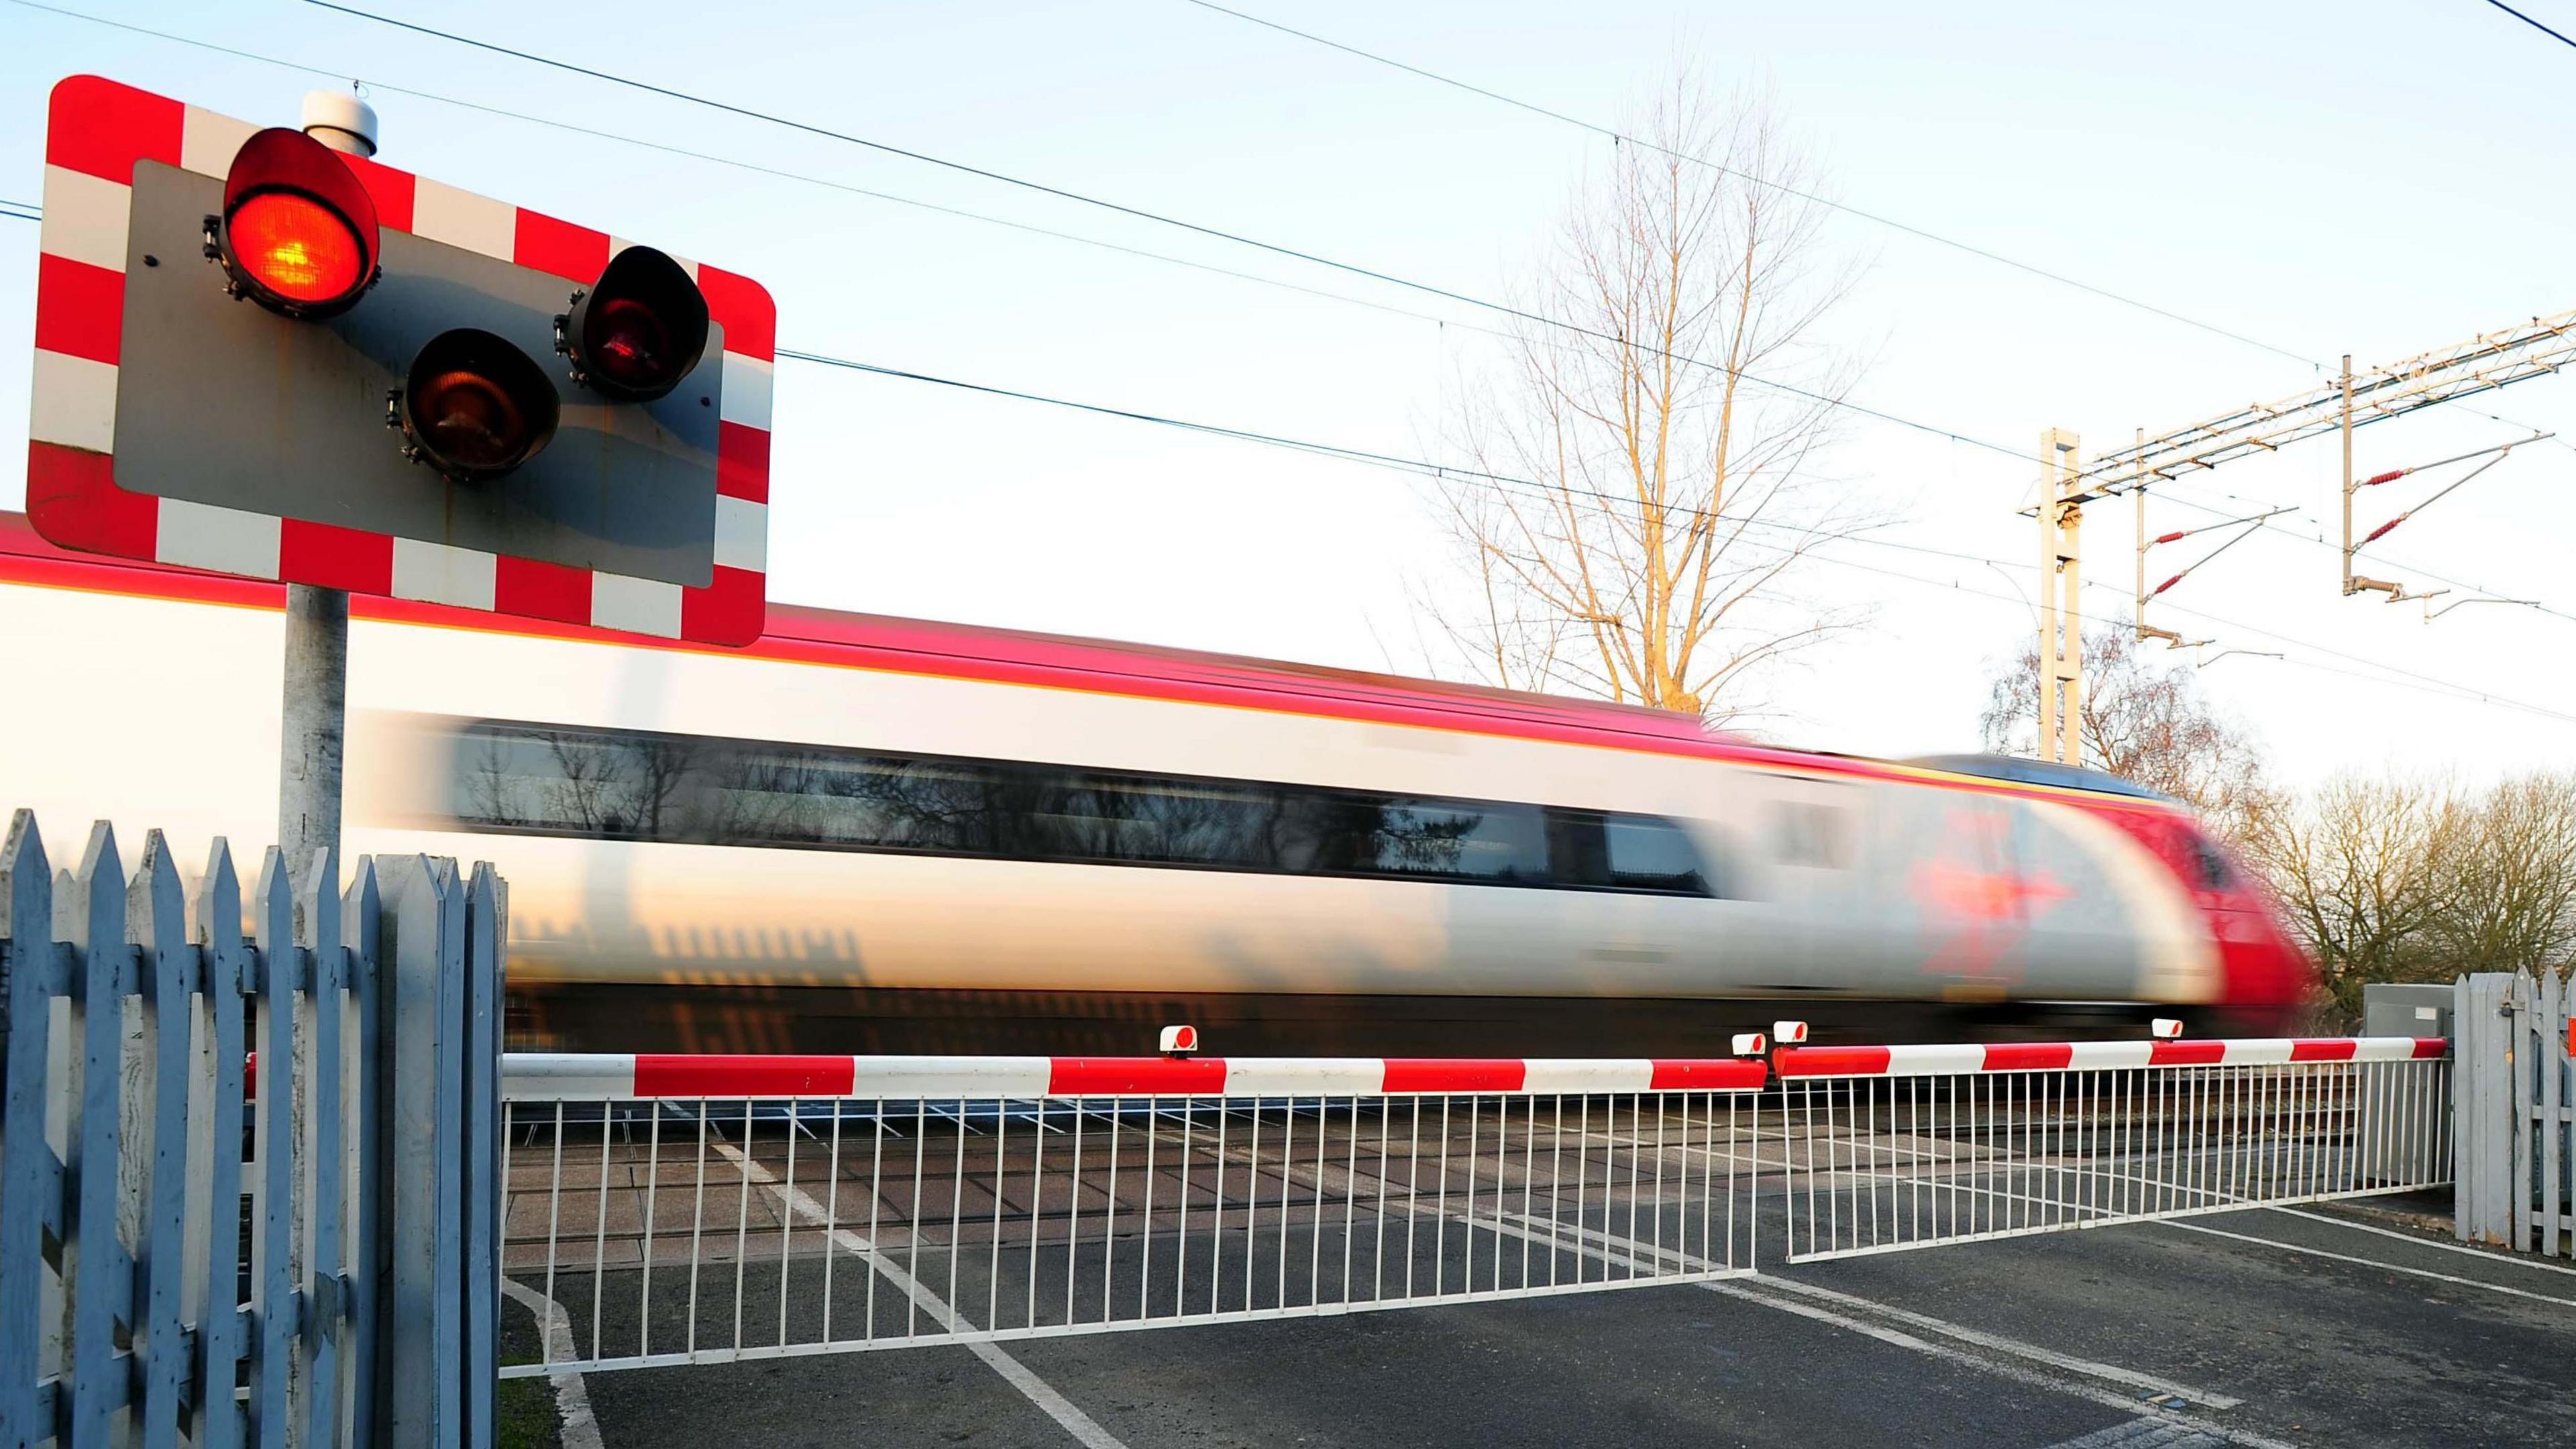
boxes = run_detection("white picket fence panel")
[0,810,506,1448]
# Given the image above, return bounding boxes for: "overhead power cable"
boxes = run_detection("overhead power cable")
[1180,4,2328,371]
[1177,1,2320,368]
[303,1,2029,460]
[15,2,2567,710]
[776,349,2576,724]
[2481,0,2576,50]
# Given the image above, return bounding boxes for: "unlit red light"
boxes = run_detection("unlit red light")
[586,296,676,390]
[227,191,366,305]
[415,368,540,474]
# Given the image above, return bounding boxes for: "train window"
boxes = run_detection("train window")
[1546,808,1712,894]
[1367,799,1549,883]
[445,718,1707,896]
[2193,838,2233,890]
[1603,814,1710,892]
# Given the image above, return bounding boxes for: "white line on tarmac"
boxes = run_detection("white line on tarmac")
[2263,1206,2576,1278]
[2040,1416,2229,1448]
[712,1142,1133,1449]
[497,1277,606,1449]
[1498,1212,2250,1414]
[1741,1275,2245,1409]
[1700,1281,2296,1449]
[2149,1219,2576,1308]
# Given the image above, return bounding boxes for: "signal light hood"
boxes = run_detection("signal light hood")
[209,126,381,320]
[557,245,710,402]
[390,329,562,482]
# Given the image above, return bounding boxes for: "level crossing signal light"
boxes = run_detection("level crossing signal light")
[30,74,775,645]
[207,126,382,319]
[393,329,563,481]
[559,245,710,402]
[209,121,721,486]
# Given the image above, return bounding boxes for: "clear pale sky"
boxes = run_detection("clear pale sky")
[6,0,2575,788]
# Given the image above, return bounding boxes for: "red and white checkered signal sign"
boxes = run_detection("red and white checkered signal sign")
[27,75,775,645]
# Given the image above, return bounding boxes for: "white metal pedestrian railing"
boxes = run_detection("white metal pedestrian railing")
[496,1054,1770,1376]
[1770,1038,2453,1263]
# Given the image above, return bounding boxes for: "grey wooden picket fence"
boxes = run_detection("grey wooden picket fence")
[2455,969,2574,1258]
[0,810,506,1448]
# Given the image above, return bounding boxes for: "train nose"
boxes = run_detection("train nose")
[2211,900,2316,1032]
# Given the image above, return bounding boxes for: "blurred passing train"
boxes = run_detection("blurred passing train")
[0,511,2314,1055]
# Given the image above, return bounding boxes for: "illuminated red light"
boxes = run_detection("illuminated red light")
[226,191,366,305]
[215,127,381,319]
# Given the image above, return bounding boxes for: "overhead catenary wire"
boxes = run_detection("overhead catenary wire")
[299,0,2031,460]
[2481,0,2576,50]
[13,3,2570,722]
[776,350,2576,726]
[0,0,1513,343]
[1175,0,2320,368]
[28,0,2557,614]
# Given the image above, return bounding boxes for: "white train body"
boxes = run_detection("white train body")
[0,514,2312,1053]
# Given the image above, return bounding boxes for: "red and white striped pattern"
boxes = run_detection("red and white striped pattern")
[27,74,773,645]
[1773,1036,2449,1080]
[500,1053,1772,1101]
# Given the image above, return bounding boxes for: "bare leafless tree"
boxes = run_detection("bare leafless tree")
[1980,626,2271,834]
[1428,76,1869,726]
[2240,775,2466,1016]
[2436,773,2576,975]
[2241,770,2576,1017]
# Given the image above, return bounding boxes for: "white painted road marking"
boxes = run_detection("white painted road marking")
[2263,1205,2576,1279]
[1701,1281,2295,1449]
[712,1142,1133,1449]
[1464,1212,2281,1449]
[498,1277,606,1449]
[1744,1275,2245,1408]
[2151,1219,2576,1308]
[2041,1416,2229,1448]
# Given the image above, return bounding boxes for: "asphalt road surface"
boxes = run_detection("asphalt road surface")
[504,1193,2576,1448]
